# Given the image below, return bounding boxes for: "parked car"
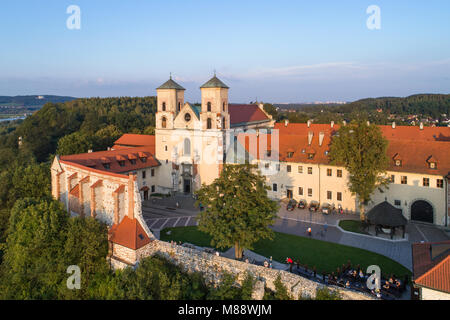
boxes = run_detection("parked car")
[297,200,307,209]
[309,201,319,212]
[287,199,297,211]
[320,203,335,215]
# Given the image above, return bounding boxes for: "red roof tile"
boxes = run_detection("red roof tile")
[109,216,151,250]
[412,241,450,293]
[60,146,160,174]
[229,104,270,126]
[114,134,155,152]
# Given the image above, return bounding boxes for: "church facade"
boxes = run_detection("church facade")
[51,75,450,255]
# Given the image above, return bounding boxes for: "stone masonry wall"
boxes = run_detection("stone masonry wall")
[126,239,374,300]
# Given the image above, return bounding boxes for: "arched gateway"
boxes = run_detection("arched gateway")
[411,200,434,224]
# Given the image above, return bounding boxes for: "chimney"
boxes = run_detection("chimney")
[88,149,93,153]
[307,120,312,128]
[366,121,370,126]
[308,131,314,145]
[319,132,325,146]
[419,122,424,130]
[392,122,396,129]
[343,120,347,126]
[330,121,334,128]
[285,119,289,127]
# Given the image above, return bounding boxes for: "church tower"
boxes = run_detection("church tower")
[155,76,185,130]
[200,74,230,130]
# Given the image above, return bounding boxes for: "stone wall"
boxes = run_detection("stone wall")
[125,239,374,300]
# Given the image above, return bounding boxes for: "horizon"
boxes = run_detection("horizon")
[1,1,450,102]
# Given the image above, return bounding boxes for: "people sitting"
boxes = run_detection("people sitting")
[383,280,390,290]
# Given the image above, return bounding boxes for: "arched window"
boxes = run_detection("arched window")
[223,102,226,112]
[222,117,226,129]
[207,102,211,112]
[184,138,191,156]
[178,102,181,112]
[207,118,212,129]
[162,102,166,111]
[162,116,167,128]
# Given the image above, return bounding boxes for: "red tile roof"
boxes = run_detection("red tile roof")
[229,104,271,126]
[109,216,151,250]
[412,241,450,293]
[113,134,155,152]
[60,146,159,174]
[250,123,450,175]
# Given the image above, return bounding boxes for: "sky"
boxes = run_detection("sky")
[0,0,449,103]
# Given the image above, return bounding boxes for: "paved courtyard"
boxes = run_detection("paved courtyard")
[142,195,450,271]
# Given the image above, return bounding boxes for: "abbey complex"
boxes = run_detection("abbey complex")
[50,75,450,269]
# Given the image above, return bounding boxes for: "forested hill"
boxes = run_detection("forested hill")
[0,95,76,107]
[0,96,157,163]
[337,94,450,117]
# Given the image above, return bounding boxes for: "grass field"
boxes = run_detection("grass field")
[160,226,411,277]
[338,220,369,235]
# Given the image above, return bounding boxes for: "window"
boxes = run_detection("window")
[264,163,270,169]
[394,200,401,206]
[103,163,110,169]
[298,187,303,195]
[165,145,168,151]
[177,102,181,112]
[151,185,155,192]
[267,150,272,157]
[287,152,294,158]
[337,170,342,177]
[287,165,291,173]
[276,164,280,171]
[298,166,303,173]
[222,117,226,128]
[390,175,395,183]
[184,138,191,156]
[151,169,155,177]
[162,102,166,111]
[395,160,402,167]
[223,102,226,111]
[401,176,407,185]
[273,183,278,192]
[141,157,147,163]
[337,192,342,201]
[307,153,314,159]
[327,168,332,176]
[429,162,436,169]
[308,167,312,174]
[327,191,332,200]
[184,113,191,122]
[142,170,146,179]
[118,160,125,167]
[437,179,444,188]
[308,188,312,197]
[207,102,211,112]
[130,159,136,165]
[161,117,167,128]
[423,178,429,187]
[207,118,212,129]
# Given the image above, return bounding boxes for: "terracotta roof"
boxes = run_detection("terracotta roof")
[69,184,79,198]
[113,134,155,152]
[109,216,151,250]
[259,123,450,175]
[412,241,450,293]
[229,104,271,126]
[60,146,160,174]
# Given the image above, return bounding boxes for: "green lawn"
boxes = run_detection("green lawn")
[160,226,411,277]
[338,220,369,235]
[160,226,230,252]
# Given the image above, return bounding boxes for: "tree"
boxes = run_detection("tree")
[195,164,278,259]
[56,131,94,155]
[328,119,389,220]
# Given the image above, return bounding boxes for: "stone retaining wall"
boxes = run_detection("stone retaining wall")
[117,239,374,300]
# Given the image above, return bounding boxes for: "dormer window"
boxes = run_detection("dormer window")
[307,153,314,159]
[103,163,110,169]
[287,152,294,158]
[130,159,136,165]
[207,102,212,112]
[118,160,125,167]
[141,157,147,163]
[395,160,402,167]
[162,102,166,111]
[429,162,436,169]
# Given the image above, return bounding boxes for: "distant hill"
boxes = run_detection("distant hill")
[0,95,77,107]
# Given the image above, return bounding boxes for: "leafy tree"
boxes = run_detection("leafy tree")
[94,124,123,150]
[56,131,94,155]
[315,287,341,300]
[207,273,242,300]
[195,164,278,259]
[240,272,256,300]
[328,119,389,220]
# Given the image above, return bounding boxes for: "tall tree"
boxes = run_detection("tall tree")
[328,119,389,220]
[195,164,278,259]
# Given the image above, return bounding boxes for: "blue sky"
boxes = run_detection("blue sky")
[1,0,449,102]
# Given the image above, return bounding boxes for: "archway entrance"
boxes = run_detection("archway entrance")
[411,200,434,224]
[183,178,191,194]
